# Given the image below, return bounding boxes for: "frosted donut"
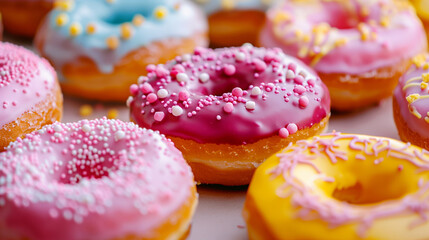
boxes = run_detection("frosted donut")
[0,118,197,240]
[129,45,331,186]
[260,0,427,111]
[0,0,53,37]
[192,0,273,47]
[393,53,429,149]
[411,0,429,47]
[0,42,62,151]
[244,132,429,240]
[35,0,208,102]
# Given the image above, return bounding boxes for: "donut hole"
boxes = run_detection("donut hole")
[102,6,152,25]
[58,150,125,185]
[309,3,363,30]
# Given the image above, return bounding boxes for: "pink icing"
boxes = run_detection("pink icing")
[260,0,427,74]
[394,54,429,137]
[0,42,57,128]
[271,132,429,237]
[0,118,194,240]
[129,46,331,145]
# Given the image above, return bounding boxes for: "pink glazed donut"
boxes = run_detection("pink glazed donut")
[129,45,331,185]
[0,118,197,240]
[260,0,427,111]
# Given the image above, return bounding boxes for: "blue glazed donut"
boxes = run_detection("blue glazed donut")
[35,0,208,101]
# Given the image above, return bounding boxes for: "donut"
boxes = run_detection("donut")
[393,53,429,149]
[244,132,429,239]
[0,118,197,240]
[0,42,62,151]
[192,0,271,47]
[411,0,429,47]
[35,0,208,102]
[259,0,427,111]
[129,45,331,186]
[0,0,53,37]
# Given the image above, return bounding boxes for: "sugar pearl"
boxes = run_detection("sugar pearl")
[157,89,169,98]
[172,106,183,116]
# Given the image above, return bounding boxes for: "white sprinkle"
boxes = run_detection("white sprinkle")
[216,115,221,120]
[137,76,146,84]
[114,130,125,141]
[81,124,91,133]
[53,125,63,133]
[63,210,73,220]
[0,71,7,76]
[172,105,183,116]
[126,96,133,107]
[235,52,246,62]
[157,89,169,98]
[245,101,256,110]
[182,54,191,62]
[15,148,23,154]
[177,73,189,82]
[251,86,262,96]
[286,70,295,79]
[299,71,307,78]
[242,42,253,48]
[199,73,210,83]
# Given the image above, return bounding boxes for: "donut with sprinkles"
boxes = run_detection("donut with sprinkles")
[129,45,331,185]
[35,0,208,101]
[244,132,429,239]
[0,42,62,151]
[0,118,197,240]
[260,0,427,111]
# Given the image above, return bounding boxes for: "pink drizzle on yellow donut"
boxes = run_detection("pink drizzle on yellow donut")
[271,132,429,237]
[260,0,427,74]
[0,118,194,240]
[129,46,330,144]
[0,42,57,128]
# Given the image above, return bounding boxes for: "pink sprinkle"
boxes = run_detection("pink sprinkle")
[279,128,289,138]
[170,64,185,77]
[146,64,156,72]
[147,93,158,103]
[288,63,297,72]
[178,91,189,101]
[398,165,403,171]
[223,64,236,76]
[294,76,304,85]
[293,85,306,94]
[307,79,315,87]
[286,123,298,134]
[232,87,243,97]
[223,102,234,113]
[129,84,139,95]
[155,66,169,78]
[154,112,165,121]
[299,96,309,108]
[141,83,154,94]
[253,59,267,72]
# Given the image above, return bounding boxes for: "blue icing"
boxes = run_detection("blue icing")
[192,0,276,15]
[42,0,207,73]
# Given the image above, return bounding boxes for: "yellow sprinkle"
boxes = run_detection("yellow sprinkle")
[425,116,429,124]
[423,73,429,83]
[424,63,429,70]
[120,23,133,40]
[298,46,309,58]
[406,93,420,103]
[334,38,348,47]
[313,23,331,34]
[294,29,303,38]
[54,0,74,11]
[106,36,119,50]
[86,23,96,34]
[371,32,378,40]
[412,54,427,68]
[80,104,93,117]
[107,109,119,119]
[132,14,145,26]
[302,34,311,43]
[421,82,428,90]
[380,16,390,27]
[221,0,234,10]
[154,6,168,19]
[273,12,291,24]
[410,106,422,119]
[55,13,69,27]
[69,22,82,36]
[361,6,370,17]
[358,23,370,41]
[174,3,181,10]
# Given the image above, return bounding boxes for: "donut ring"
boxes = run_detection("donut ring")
[129,45,331,185]
[393,53,429,149]
[0,118,197,240]
[260,0,427,111]
[0,42,62,151]
[244,132,429,240]
[192,0,272,47]
[411,0,429,47]
[35,0,208,101]
[0,0,53,37]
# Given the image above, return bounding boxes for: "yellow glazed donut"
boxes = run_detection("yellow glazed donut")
[244,132,429,240]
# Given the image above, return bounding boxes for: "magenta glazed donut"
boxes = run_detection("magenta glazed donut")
[0,118,197,240]
[129,45,331,185]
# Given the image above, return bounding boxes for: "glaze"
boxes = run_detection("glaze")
[260,0,427,74]
[0,118,195,240]
[129,46,330,145]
